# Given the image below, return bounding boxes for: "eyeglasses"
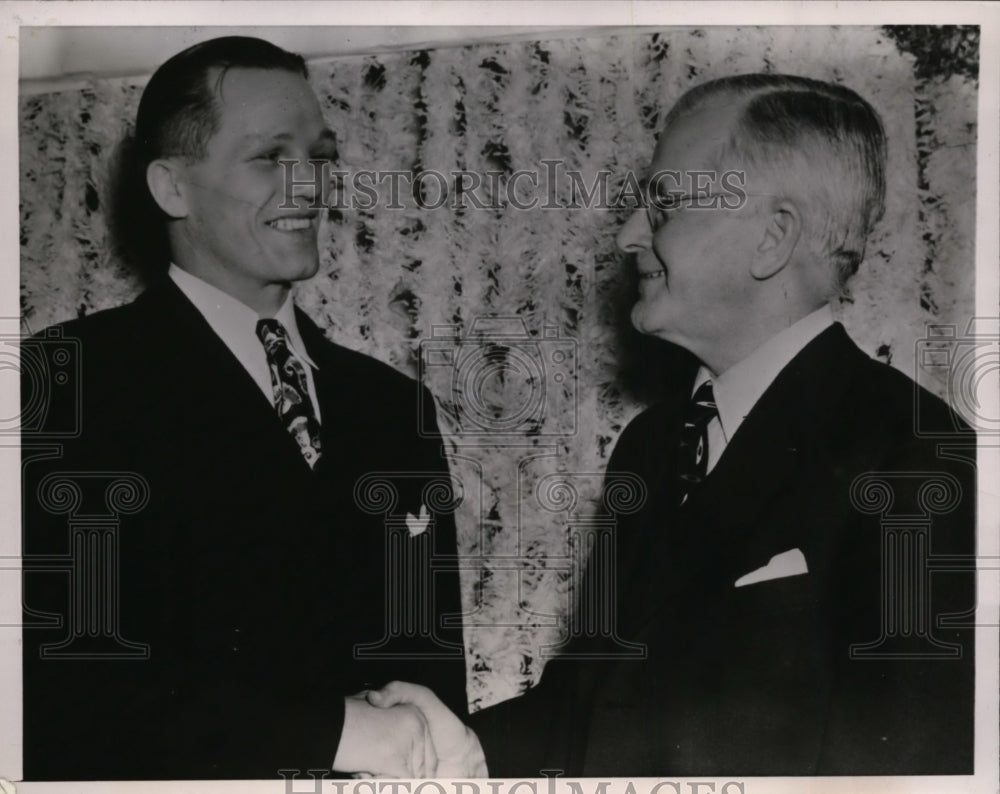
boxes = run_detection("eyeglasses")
[644,192,739,233]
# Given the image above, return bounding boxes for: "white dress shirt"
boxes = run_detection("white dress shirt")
[696,304,834,473]
[168,264,322,421]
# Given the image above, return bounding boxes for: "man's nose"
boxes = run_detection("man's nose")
[616,207,652,253]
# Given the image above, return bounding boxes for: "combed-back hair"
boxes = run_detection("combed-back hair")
[665,74,887,294]
[108,36,308,280]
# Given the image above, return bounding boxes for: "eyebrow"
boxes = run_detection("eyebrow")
[240,129,337,147]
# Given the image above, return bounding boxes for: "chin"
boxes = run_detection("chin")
[300,257,321,281]
[278,254,321,283]
[631,308,681,345]
[630,303,659,336]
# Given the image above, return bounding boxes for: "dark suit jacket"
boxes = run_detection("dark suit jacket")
[22,277,467,779]
[474,323,975,776]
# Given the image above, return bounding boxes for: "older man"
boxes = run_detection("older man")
[371,73,976,776]
[22,36,465,779]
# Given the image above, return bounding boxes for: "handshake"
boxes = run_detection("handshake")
[332,682,489,778]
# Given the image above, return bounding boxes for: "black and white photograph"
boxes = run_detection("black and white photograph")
[2,3,997,793]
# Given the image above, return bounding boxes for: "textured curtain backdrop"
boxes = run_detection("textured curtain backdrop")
[20,26,978,709]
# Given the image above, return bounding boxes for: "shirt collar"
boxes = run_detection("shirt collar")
[272,293,317,369]
[167,263,317,369]
[695,304,834,443]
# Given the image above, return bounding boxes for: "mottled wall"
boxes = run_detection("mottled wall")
[20,26,978,709]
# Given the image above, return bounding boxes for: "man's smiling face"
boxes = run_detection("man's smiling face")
[170,66,335,309]
[617,100,766,370]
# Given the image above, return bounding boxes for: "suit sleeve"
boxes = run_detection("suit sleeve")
[23,631,346,780]
[470,412,655,776]
[817,404,976,774]
[396,384,469,717]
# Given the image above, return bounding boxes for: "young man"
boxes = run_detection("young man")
[370,74,976,777]
[22,36,465,780]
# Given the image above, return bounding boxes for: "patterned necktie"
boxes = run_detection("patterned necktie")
[677,380,717,505]
[256,319,322,468]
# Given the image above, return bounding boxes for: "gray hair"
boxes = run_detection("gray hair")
[666,74,887,295]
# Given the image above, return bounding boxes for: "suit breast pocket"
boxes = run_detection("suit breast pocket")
[713,572,821,652]
[703,574,830,697]
[725,571,816,614]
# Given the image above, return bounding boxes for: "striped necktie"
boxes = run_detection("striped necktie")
[677,380,717,505]
[256,319,322,468]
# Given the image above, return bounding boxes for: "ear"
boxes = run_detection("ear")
[146,159,190,219]
[750,199,801,280]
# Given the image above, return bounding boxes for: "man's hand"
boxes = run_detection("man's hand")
[368,682,488,778]
[332,693,437,777]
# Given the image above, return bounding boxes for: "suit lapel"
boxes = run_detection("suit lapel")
[134,279,314,474]
[689,325,861,521]
[673,387,809,593]
[644,324,867,611]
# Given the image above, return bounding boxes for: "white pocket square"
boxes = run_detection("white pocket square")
[405,504,431,537]
[734,548,808,588]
